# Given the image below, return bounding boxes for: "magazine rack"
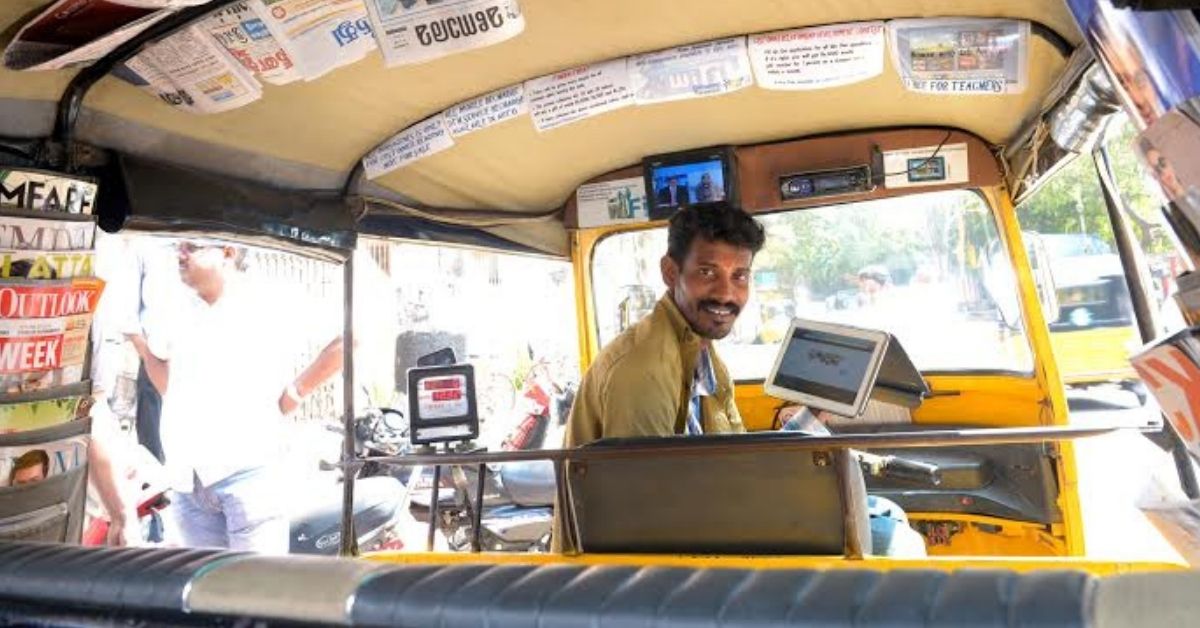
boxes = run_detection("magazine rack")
[0,418,91,543]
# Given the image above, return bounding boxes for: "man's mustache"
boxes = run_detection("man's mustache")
[698,300,740,316]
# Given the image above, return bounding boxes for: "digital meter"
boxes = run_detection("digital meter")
[406,363,479,446]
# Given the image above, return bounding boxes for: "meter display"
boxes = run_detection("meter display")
[406,364,479,446]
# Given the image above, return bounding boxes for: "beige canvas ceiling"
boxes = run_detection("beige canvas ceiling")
[0,0,1082,254]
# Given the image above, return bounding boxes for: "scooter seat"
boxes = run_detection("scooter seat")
[497,461,556,507]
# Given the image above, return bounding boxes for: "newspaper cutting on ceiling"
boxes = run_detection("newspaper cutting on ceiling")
[1,0,208,71]
[526,59,634,133]
[122,24,263,114]
[627,37,753,105]
[888,18,1029,95]
[252,0,376,81]
[363,0,524,67]
[200,1,302,85]
[749,22,885,90]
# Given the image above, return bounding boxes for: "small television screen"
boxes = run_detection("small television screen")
[764,319,889,417]
[644,147,734,220]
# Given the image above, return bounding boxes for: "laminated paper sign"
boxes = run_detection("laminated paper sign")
[576,177,649,228]
[444,84,527,137]
[363,0,524,67]
[363,114,455,179]
[628,37,753,104]
[749,22,885,90]
[526,59,634,132]
[889,18,1029,95]
[0,170,96,215]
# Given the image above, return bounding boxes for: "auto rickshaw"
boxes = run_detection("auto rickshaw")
[1,0,1200,626]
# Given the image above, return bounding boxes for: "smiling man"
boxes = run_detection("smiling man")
[565,205,765,446]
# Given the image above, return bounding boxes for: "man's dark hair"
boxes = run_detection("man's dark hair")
[667,205,765,264]
[10,449,49,483]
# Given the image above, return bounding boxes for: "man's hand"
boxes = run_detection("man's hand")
[125,333,168,394]
[105,507,143,547]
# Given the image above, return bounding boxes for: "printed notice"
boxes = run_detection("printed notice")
[749,22,885,90]
[628,37,753,104]
[444,84,527,137]
[889,18,1028,95]
[363,0,524,67]
[363,114,455,179]
[576,177,649,228]
[526,59,633,132]
[883,143,969,189]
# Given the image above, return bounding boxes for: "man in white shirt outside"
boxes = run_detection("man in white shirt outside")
[127,240,343,553]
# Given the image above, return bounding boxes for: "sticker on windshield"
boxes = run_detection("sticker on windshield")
[576,177,649,228]
[444,84,527,137]
[363,114,455,179]
[749,22,885,91]
[882,143,969,188]
[363,0,524,67]
[628,37,753,104]
[526,59,634,132]
[889,18,1028,95]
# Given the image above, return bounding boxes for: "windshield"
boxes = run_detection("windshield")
[592,190,1033,379]
[1041,233,1115,258]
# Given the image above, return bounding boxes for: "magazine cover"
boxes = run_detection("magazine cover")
[0,250,94,280]
[0,382,91,435]
[0,278,105,320]
[0,215,96,252]
[0,434,88,488]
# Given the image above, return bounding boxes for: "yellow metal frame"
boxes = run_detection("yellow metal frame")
[365,551,1182,575]
[567,185,1089,559]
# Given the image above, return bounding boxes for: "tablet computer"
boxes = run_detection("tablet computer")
[764,319,890,417]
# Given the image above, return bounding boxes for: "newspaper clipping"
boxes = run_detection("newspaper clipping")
[576,177,649,228]
[363,114,455,179]
[0,217,96,252]
[202,1,302,85]
[628,37,753,105]
[526,59,634,132]
[0,434,88,488]
[252,0,377,81]
[749,23,886,91]
[889,18,1029,95]
[0,382,90,435]
[3,0,174,71]
[364,0,524,67]
[0,250,95,280]
[444,84,527,137]
[124,24,263,114]
[0,170,97,215]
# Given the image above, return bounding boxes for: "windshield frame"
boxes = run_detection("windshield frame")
[586,188,1038,381]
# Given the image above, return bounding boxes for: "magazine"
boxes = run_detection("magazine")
[0,216,96,252]
[2,0,211,71]
[0,278,104,320]
[0,434,88,489]
[0,169,97,215]
[123,24,263,114]
[0,250,95,280]
[0,382,91,435]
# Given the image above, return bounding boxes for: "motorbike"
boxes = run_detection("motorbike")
[434,361,576,552]
[84,405,412,555]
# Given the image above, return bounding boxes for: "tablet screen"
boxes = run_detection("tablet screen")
[772,328,879,405]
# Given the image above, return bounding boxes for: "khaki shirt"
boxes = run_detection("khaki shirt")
[566,295,745,446]
[554,295,744,552]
